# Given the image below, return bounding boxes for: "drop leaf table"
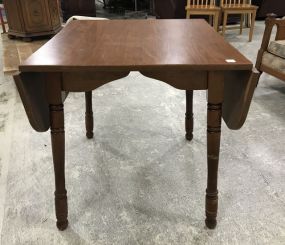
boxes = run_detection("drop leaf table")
[14,19,259,230]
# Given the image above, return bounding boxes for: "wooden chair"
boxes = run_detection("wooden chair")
[0,4,7,34]
[185,0,221,31]
[256,14,285,82]
[220,0,258,42]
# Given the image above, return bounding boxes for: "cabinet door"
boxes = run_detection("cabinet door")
[20,0,52,32]
[3,0,24,32]
[47,0,61,28]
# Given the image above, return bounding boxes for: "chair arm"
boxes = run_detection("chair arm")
[255,13,278,70]
[275,18,285,40]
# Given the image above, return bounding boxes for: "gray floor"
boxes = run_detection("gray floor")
[0,21,285,244]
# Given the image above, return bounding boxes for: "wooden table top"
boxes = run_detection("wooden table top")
[19,19,252,72]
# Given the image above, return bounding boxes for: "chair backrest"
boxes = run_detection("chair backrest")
[220,0,251,6]
[187,0,215,7]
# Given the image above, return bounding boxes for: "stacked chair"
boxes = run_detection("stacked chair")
[185,0,221,31]
[185,0,258,42]
[220,0,258,42]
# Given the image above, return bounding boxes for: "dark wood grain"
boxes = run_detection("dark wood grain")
[62,71,130,92]
[140,70,207,90]
[14,73,50,132]
[205,71,224,229]
[46,73,68,231]
[222,69,259,130]
[85,91,94,139]
[185,90,193,141]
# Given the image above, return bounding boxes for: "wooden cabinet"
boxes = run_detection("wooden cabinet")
[4,0,61,40]
[154,0,187,19]
[61,0,96,21]
[253,0,285,18]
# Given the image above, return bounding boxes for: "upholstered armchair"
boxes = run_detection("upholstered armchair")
[256,14,285,81]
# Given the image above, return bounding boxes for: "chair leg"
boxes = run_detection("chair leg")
[186,11,190,19]
[222,12,228,37]
[249,11,256,42]
[214,13,219,32]
[246,12,251,28]
[239,14,243,35]
[185,90,194,141]
[85,91,94,139]
[209,15,213,27]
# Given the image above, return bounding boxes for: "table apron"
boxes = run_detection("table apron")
[62,71,130,92]
[61,71,208,92]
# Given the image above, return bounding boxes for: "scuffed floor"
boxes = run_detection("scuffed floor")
[0,21,284,244]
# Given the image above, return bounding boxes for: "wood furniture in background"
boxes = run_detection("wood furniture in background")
[253,0,285,19]
[103,0,153,12]
[0,4,7,33]
[3,0,61,41]
[185,0,220,31]
[60,0,96,21]
[15,19,258,231]
[220,0,258,42]
[256,14,285,81]
[149,0,155,15]
[154,0,187,19]
[154,0,244,23]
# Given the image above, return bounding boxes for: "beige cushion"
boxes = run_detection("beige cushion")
[267,40,285,59]
[262,51,285,75]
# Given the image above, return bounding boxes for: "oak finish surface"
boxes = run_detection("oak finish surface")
[15,19,257,231]
[20,19,252,72]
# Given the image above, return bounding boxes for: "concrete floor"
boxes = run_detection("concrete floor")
[0,20,285,244]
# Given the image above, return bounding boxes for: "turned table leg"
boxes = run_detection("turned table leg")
[50,103,68,230]
[47,74,68,231]
[185,90,194,141]
[85,91,94,139]
[205,72,224,229]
